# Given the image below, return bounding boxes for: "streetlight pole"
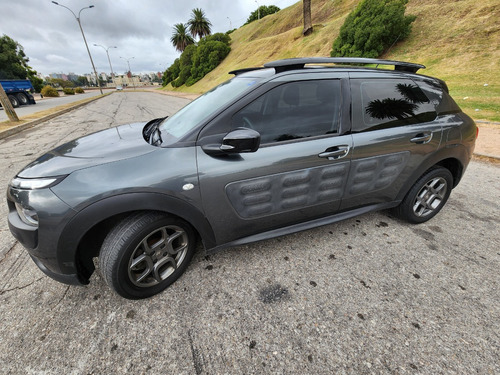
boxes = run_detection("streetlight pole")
[227,16,232,30]
[120,56,136,90]
[94,44,117,78]
[51,1,103,94]
[255,0,260,20]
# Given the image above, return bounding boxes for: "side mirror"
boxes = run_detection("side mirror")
[202,128,261,156]
[220,128,260,153]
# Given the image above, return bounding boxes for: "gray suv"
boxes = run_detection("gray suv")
[7,58,477,299]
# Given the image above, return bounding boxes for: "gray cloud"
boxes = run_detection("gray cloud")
[1,0,297,76]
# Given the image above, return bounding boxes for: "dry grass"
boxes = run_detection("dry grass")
[164,0,499,121]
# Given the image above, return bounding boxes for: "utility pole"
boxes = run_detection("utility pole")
[255,0,260,20]
[94,44,117,86]
[0,85,19,122]
[120,57,136,90]
[52,2,103,94]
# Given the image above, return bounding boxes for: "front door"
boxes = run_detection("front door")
[197,78,353,246]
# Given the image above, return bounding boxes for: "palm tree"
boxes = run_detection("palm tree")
[187,8,212,41]
[170,23,194,52]
[303,0,313,36]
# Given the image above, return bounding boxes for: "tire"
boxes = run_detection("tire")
[99,212,196,299]
[393,167,453,224]
[16,93,29,105]
[8,95,19,108]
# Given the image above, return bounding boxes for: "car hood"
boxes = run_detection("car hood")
[18,122,156,178]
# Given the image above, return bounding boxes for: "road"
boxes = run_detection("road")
[0,92,499,374]
[0,89,114,121]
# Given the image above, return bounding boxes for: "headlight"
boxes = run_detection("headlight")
[10,176,63,190]
[15,203,39,226]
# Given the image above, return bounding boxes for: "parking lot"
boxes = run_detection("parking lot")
[0,92,498,374]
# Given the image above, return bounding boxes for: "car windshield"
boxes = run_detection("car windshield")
[158,77,258,146]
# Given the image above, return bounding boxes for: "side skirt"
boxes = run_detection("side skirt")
[207,201,401,254]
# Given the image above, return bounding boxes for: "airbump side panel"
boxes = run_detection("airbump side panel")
[345,151,410,197]
[225,163,349,219]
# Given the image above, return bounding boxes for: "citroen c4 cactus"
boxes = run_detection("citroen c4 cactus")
[7,58,477,299]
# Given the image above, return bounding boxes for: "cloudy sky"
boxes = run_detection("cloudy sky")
[1,0,299,77]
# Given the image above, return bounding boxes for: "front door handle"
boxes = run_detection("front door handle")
[318,145,350,160]
[411,133,433,144]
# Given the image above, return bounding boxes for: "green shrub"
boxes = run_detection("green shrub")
[41,85,59,97]
[188,41,231,86]
[165,32,231,88]
[245,5,280,25]
[331,0,416,58]
[172,44,197,87]
[162,58,180,86]
[203,32,231,45]
[63,87,75,95]
[75,87,84,94]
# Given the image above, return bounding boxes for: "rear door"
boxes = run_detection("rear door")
[340,73,442,210]
[196,74,353,246]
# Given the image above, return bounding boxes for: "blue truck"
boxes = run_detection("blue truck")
[0,79,36,108]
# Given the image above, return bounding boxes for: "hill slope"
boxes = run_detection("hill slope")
[166,0,500,121]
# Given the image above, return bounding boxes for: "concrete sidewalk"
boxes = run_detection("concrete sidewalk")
[0,92,498,160]
[474,123,500,160]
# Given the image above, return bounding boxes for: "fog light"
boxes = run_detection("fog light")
[15,203,39,226]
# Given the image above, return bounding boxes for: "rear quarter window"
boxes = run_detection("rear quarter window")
[351,78,438,133]
[415,78,462,115]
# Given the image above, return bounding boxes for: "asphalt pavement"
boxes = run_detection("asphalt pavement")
[0,91,498,374]
[0,89,114,122]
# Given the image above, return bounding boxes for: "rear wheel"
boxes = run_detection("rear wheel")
[8,95,19,108]
[99,212,196,299]
[16,93,29,105]
[393,167,453,224]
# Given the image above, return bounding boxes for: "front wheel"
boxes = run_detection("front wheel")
[99,212,196,299]
[393,167,453,224]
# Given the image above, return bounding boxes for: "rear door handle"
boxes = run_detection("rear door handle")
[318,145,349,160]
[410,133,433,144]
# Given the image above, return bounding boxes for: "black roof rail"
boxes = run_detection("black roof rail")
[263,57,426,74]
[229,67,266,75]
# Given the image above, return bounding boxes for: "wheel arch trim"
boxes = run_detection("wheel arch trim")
[56,192,216,275]
[395,147,468,202]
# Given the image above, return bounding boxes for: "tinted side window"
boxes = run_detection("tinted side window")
[416,78,461,115]
[232,80,341,144]
[351,79,437,133]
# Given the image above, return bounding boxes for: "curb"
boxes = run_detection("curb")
[473,153,500,162]
[0,93,110,141]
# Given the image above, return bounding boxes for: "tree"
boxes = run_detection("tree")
[47,78,74,88]
[0,34,44,92]
[245,5,280,25]
[164,33,231,88]
[172,44,197,87]
[303,0,313,36]
[73,76,89,87]
[331,0,416,58]
[0,34,29,79]
[187,8,212,41]
[170,23,195,52]
[162,59,180,86]
[188,40,231,86]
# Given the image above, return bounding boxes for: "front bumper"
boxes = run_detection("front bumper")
[30,254,85,285]
[6,185,85,285]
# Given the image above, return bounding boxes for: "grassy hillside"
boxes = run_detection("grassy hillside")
[164,0,499,122]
